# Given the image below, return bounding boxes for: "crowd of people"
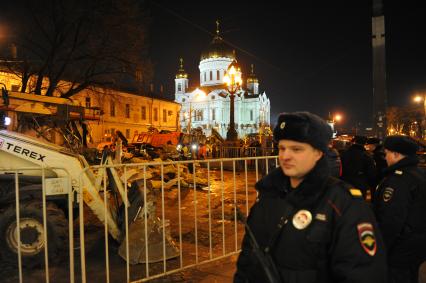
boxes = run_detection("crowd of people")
[234,111,426,283]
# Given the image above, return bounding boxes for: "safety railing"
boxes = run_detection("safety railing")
[78,155,278,283]
[1,156,278,282]
[0,167,74,283]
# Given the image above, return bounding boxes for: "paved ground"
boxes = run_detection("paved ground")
[147,255,238,283]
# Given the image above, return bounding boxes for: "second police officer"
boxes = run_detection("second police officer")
[374,135,426,283]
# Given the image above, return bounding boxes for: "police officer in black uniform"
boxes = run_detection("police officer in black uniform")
[340,135,377,200]
[374,135,426,283]
[234,112,387,283]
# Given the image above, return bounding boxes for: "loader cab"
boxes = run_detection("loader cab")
[0,111,11,129]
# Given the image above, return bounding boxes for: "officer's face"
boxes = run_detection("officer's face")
[384,149,403,166]
[278,140,323,187]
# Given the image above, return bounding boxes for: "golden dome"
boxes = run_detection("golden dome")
[200,20,235,61]
[247,64,258,83]
[176,58,188,79]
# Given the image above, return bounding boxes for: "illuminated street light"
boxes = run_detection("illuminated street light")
[334,114,342,122]
[412,92,426,139]
[223,60,242,141]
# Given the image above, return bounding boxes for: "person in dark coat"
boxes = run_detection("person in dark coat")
[325,141,342,178]
[234,112,387,283]
[365,137,387,187]
[340,135,377,200]
[374,135,426,283]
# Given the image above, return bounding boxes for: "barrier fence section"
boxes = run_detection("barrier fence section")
[80,155,278,283]
[0,167,74,283]
[1,156,278,283]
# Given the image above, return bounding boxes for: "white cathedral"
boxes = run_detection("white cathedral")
[174,24,271,140]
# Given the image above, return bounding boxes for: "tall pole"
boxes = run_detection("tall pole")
[372,0,387,138]
[227,91,238,141]
[224,61,241,142]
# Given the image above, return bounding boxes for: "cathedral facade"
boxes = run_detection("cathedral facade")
[174,26,271,140]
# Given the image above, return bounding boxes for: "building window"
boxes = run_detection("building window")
[126,129,130,138]
[141,106,146,120]
[163,109,167,122]
[250,110,253,121]
[211,95,215,100]
[204,72,206,82]
[195,110,203,121]
[182,98,185,103]
[125,104,130,118]
[216,70,220,80]
[177,83,182,92]
[110,101,115,117]
[11,85,20,91]
[154,108,158,121]
[85,97,91,108]
[212,108,216,120]
[210,71,213,81]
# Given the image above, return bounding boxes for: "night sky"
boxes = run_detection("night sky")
[148,0,426,130]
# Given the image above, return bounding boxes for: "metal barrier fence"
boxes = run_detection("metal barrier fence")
[212,146,275,159]
[0,155,278,283]
[0,167,74,283]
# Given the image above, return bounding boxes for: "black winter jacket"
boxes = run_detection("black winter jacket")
[374,155,426,268]
[340,144,376,194]
[234,158,387,283]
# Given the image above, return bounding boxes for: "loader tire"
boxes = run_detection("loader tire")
[0,200,68,268]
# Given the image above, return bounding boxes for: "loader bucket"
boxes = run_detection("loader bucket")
[118,215,179,264]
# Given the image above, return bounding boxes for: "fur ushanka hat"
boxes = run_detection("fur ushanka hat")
[273,112,332,152]
[383,135,418,156]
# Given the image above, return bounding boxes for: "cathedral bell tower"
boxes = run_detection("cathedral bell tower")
[246,64,259,95]
[175,58,189,104]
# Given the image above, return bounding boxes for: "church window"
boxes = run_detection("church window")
[217,70,220,80]
[154,108,158,121]
[210,71,213,81]
[212,108,216,120]
[195,110,204,121]
[204,72,206,82]
[177,83,182,92]
[250,110,253,121]
[211,95,215,100]
[182,98,185,103]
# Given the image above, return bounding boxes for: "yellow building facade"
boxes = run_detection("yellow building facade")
[0,70,180,145]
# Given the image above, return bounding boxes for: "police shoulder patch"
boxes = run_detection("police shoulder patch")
[349,188,363,198]
[383,187,394,202]
[357,222,377,256]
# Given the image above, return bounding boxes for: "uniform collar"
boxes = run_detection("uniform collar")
[255,156,330,204]
[286,157,330,208]
[383,155,419,175]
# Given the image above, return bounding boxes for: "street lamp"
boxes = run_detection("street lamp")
[413,93,426,138]
[223,60,242,142]
[334,114,342,123]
